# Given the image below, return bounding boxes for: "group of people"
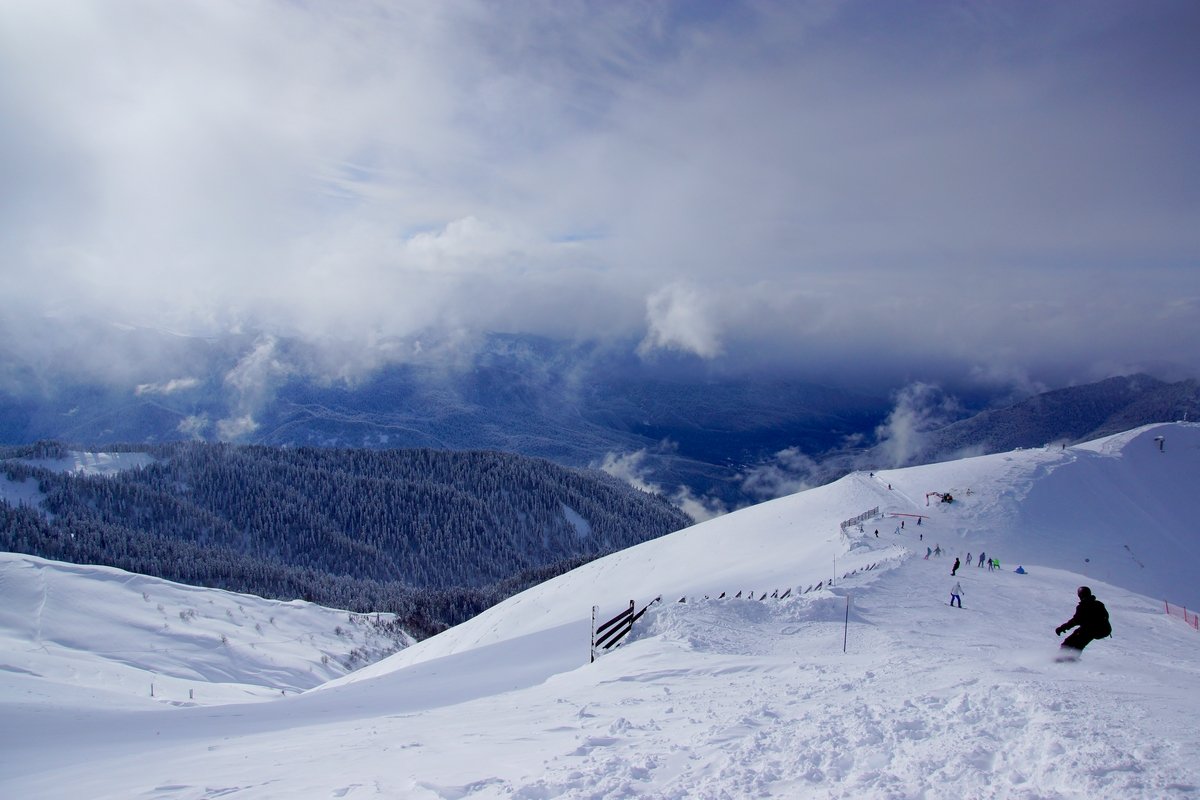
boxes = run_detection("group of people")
[948,573,1111,659]
[900,507,1109,657]
[906,516,1110,658]
[925,545,1000,573]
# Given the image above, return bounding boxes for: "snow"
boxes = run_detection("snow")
[2,423,1200,798]
[0,557,413,708]
[1,450,157,509]
[13,450,158,477]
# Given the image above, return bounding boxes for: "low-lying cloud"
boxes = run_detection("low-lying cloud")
[597,449,728,523]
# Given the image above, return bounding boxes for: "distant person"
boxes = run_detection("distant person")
[917,517,921,526]
[978,552,986,568]
[966,552,972,566]
[901,519,905,529]
[925,546,932,560]
[951,557,961,576]
[1056,586,1112,657]
[875,529,879,538]
[934,544,942,557]
[950,581,963,608]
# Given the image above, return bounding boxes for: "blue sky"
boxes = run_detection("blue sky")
[1,0,1197,388]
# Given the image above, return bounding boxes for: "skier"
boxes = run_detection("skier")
[951,557,961,576]
[966,552,972,566]
[950,581,963,608]
[925,546,932,560]
[978,552,986,568]
[1055,586,1112,658]
[934,544,942,557]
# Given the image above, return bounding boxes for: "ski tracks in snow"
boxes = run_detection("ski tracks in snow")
[491,561,1200,800]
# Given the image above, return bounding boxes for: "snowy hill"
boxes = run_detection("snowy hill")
[0,556,413,707]
[2,423,1199,798]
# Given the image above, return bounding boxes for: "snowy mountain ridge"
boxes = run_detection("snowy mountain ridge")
[0,555,413,707]
[2,423,1199,798]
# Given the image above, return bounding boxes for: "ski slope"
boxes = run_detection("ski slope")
[2,423,1199,798]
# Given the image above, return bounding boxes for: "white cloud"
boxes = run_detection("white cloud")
[597,449,726,522]
[1,0,1197,384]
[873,383,963,468]
[215,336,291,440]
[637,283,722,360]
[739,447,820,501]
[177,415,209,440]
[134,378,201,396]
[597,450,660,496]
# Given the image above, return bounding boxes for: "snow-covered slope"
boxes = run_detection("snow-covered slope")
[0,556,413,708]
[2,423,1198,799]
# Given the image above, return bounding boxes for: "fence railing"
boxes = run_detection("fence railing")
[840,507,879,532]
[589,557,901,662]
[591,596,661,662]
[1165,600,1199,631]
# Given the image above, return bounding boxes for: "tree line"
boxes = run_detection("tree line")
[0,441,691,637]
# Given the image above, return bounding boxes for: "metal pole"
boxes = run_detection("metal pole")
[590,605,596,663]
[843,594,850,653]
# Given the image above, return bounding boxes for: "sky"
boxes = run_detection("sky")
[2,422,1199,797]
[2,0,1199,388]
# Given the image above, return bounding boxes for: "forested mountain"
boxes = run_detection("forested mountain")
[0,442,691,637]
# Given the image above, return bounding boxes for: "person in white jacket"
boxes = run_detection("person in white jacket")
[950,581,964,608]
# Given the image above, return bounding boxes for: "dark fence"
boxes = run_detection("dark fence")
[590,558,896,662]
[590,596,661,662]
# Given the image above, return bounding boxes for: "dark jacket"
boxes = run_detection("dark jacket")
[1059,596,1111,637]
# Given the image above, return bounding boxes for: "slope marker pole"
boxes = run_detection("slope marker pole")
[843,594,850,653]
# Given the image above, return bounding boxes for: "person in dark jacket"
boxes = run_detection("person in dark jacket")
[1055,586,1111,655]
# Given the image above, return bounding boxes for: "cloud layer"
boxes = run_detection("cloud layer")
[2,0,1198,385]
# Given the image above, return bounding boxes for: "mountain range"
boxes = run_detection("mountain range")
[3,331,1196,510]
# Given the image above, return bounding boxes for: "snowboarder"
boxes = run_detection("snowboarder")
[978,552,986,568]
[951,557,961,576]
[950,581,963,608]
[1055,586,1112,658]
